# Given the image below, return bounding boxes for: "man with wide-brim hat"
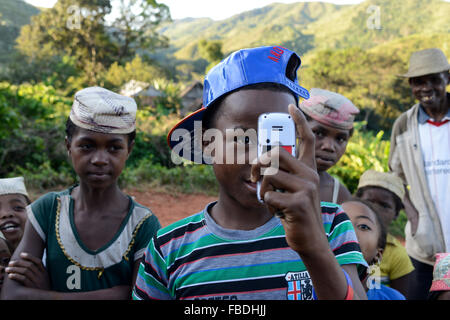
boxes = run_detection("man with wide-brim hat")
[389,48,450,300]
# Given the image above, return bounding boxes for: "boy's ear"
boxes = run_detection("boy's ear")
[375,248,384,264]
[65,136,71,156]
[127,140,135,159]
[202,129,215,164]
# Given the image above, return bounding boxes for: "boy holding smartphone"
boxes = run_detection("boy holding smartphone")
[133,46,367,300]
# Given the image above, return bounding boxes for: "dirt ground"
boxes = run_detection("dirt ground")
[125,188,217,227]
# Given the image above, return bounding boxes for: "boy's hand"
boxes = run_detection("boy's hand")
[6,252,50,290]
[251,104,328,256]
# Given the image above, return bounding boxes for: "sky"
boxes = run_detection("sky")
[25,0,366,20]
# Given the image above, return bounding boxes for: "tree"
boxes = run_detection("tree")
[109,0,171,62]
[302,47,414,133]
[104,54,167,89]
[198,39,224,72]
[15,0,170,86]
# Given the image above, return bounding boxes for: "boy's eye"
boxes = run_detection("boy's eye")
[312,129,324,138]
[379,202,392,209]
[109,145,123,152]
[79,144,93,150]
[358,224,371,231]
[234,136,254,145]
[13,206,25,212]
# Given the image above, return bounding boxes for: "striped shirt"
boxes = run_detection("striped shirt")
[132,201,366,300]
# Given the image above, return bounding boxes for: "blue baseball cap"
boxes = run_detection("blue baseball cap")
[167,45,310,163]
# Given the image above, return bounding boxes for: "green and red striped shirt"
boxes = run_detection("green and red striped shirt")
[132,201,366,300]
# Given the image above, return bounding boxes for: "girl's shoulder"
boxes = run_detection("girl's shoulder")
[30,187,72,210]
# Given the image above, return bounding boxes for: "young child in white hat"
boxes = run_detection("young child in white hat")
[1,87,161,300]
[0,177,30,253]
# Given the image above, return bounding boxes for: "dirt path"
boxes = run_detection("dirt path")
[125,188,217,227]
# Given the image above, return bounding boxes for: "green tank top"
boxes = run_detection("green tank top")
[26,187,160,292]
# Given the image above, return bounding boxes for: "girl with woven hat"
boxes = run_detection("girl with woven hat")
[299,88,359,204]
[0,177,30,253]
[355,169,414,299]
[1,87,161,300]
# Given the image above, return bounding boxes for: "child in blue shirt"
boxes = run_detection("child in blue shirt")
[342,198,406,300]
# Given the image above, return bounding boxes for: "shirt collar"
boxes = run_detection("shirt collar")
[417,93,450,124]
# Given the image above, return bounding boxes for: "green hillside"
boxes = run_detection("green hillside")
[160,0,450,60]
[0,0,40,64]
[161,1,346,58]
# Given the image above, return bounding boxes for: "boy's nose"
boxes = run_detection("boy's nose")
[0,209,14,219]
[90,150,109,166]
[320,138,336,152]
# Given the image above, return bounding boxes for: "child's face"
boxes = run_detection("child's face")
[0,238,11,292]
[0,194,28,248]
[307,120,350,172]
[359,187,397,228]
[210,88,297,208]
[342,201,382,265]
[66,128,133,189]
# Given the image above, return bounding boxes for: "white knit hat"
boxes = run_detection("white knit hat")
[0,177,29,198]
[70,87,137,134]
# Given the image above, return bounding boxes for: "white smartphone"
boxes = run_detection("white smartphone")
[257,112,296,204]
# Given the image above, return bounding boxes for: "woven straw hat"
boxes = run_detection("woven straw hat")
[400,48,450,78]
[70,87,137,134]
[357,170,405,201]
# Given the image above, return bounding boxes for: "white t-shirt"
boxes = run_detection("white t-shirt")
[418,116,450,252]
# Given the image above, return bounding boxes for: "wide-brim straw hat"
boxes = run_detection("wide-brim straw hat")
[400,48,450,78]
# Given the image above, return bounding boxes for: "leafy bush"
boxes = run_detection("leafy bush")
[0,82,75,189]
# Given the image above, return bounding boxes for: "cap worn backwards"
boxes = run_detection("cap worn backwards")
[167,45,310,164]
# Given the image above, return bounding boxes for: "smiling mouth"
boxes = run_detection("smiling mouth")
[421,95,434,103]
[244,179,257,191]
[0,222,20,233]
